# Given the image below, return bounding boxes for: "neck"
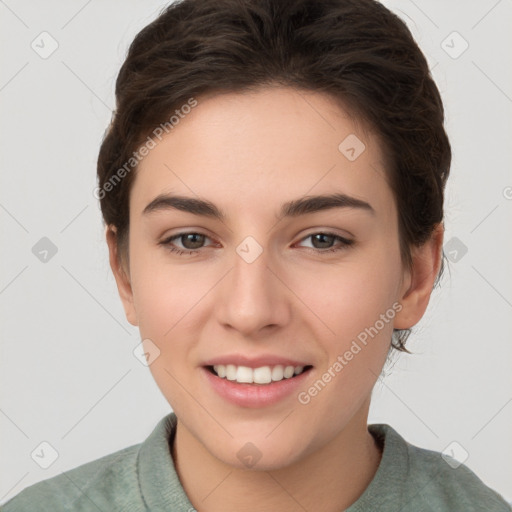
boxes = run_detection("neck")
[171,398,382,512]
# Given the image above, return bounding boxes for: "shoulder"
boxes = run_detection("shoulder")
[406,441,510,511]
[1,413,184,512]
[367,423,511,512]
[1,443,146,512]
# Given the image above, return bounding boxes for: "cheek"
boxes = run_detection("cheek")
[132,264,206,343]
[129,260,210,408]
[287,247,402,418]
[292,261,401,436]
[287,250,402,344]
[128,233,203,331]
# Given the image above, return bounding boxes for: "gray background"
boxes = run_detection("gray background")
[1,0,511,505]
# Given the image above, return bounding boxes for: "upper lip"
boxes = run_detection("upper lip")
[202,354,312,368]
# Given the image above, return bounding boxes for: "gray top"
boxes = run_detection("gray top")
[2,412,510,511]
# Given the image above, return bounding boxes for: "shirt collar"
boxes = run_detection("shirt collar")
[137,412,194,510]
[346,423,409,511]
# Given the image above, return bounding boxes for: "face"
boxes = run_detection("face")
[108,86,440,470]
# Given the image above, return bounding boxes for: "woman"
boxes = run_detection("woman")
[3,0,510,510]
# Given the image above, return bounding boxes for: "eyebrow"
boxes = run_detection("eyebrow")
[142,192,374,220]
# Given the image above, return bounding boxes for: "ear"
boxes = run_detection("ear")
[105,225,138,326]
[394,223,444,330]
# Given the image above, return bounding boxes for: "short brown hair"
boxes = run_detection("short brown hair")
[97,0,451,352]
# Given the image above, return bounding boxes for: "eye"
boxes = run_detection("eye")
[159,232,215,256]
[296,232,354,253]
[159,231,354,257]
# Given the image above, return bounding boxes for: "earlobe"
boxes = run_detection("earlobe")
[105,225,138,326]
[394,224,444,330]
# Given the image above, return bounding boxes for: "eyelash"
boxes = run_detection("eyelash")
[159,231,354,256]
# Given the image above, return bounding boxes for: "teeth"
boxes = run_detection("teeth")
[271,365,284,381]
[213,365,226,378]
[236,366,253,383]
[253,366,272,384]
[226,364,237,381]
[283,366,295,379]
[211,364,307,384]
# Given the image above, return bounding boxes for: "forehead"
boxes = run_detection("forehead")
[131,87,394,221]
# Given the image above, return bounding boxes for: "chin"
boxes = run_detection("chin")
[205,432,310,472]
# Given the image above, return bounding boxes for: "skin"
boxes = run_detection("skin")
[106,86,443,512]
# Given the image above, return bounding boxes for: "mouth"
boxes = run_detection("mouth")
[205,364,313,385]
[201,355,315,407]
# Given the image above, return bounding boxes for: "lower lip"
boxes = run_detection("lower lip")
[202,367,312,408]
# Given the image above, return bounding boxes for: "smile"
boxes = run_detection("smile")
[208,364,311,384]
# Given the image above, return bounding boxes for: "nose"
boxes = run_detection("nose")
[215,242,291,337]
